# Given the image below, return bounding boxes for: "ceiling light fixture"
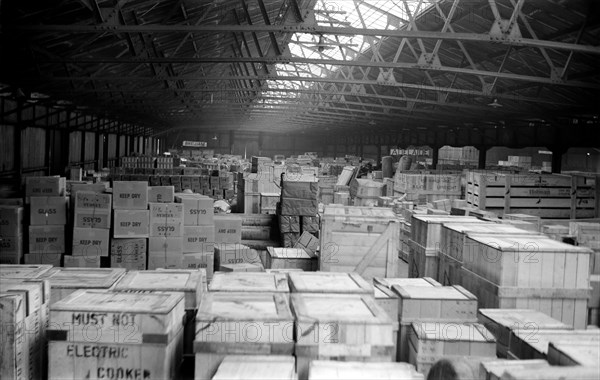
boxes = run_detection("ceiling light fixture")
[487,98,503,108]
[212,135,218,140]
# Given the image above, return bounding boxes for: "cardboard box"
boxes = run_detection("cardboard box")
[148,252,183,270]
[74,191,112,211]
[148,186,175,203]
[182,252,214,280]
[25,176,66,199]
[113,209,149,238]
[72,228,110,257]
[0,206,23,236]
[0,235,23,264]
[148,237,183,256]
[183,225,215,253]
[174,194,214,226]
[214,243,260,270]
[63,255,101,268]
[29,196,68,225]
[110,238,147,271]
[112,181,148,209]
[24,252,62,266]
[28,225,65,254]
[294,231,319,255]
[149,203,183,237]
[214,215,242,244]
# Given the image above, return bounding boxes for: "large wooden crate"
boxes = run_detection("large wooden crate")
[40,267,126,304]
[211,355,296,380]
[394,172,462,199]
[509,329,600,360]
[291,293,396,380]
[480,359,550,380]
[499,366,600,380]
[288,271,372,294]
[466,171,597,218]
[208,272,289,293]
[0,264,53,279]
[0,293,27,380]
[265,247,317,271]
[308,361,424,380]
[374,277,441,290]
[408,322,496,378]
[547,341,599,367]
[477,309,571,358]
[320,205,399,281]
[194,292,294,380]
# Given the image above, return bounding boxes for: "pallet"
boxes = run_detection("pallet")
[208,272,289,293]
[288,271,372,294]
[508,329,600,360]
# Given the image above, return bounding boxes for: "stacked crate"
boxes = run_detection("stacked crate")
[27,181,69,266]
[509,328,600,360]
[48,289,184,380]
[265,247,317,271]
[237,171,280,214]
[308,361,423,380]
[393,172,462,203]
[279,176,318,248]
[211,356,296,380]
[112,181,149,270]
[0,205,24,264]
[460,235,593,328]
[176,194,215,279]
[148,202,184,269]
[40,267,125,303]
[502,213,541,231]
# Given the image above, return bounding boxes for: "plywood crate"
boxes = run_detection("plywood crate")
[0,293,27,380]
[48,289,184,380]
[0,264,53,279]
[113,269,204,356]
[480,359,550,380]
[194,292,294,379]
[509,329,600,360]
[499,366,600,380]
[291,293,396,380]
[408,322,496,378]
[320,205,399,281]
[477,309,571,358]
[209,271,289,293]
[465,171,596,219]
[40,267,126,303]
[460,267,590,329]
[212,355,296,380]
[308,361,424,380]
[547,341,600,367]
[265,247,317,271]
[288,271,372,294]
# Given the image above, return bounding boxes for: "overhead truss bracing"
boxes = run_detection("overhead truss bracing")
[0,0,599,134]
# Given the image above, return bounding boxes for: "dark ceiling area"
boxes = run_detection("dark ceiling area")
[1,0,599,136]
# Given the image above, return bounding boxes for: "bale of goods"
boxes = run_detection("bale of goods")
[320,205,399,281]
[465,171,596,218]
[479,359,550,380]
[477,309,571,358]
[113,269,205,357]
[408,322,496,378]
[288,271,372,294]
[546,341,599,367]
[212,356,296,380]
[460,235,592,328]
[194,292,294,379]
[48,290,185,380]
[308,361,423,380]
[508,329,600,360]
[40,267,126,303]
[265,247,317,271]
[280,180,318,216]
[291,293,396,380]
[209,271,289,293]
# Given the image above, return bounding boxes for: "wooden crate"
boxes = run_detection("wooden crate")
[480,359,550,380]
[374,284,398,321]
[48,289,185,344]
[308,361,424,380]
[220,263,264,272]
[374,277,441,290]
[466,171,596,218]
[547,341,599,367]
[288,271,372,294]
[0,293,27,380]
[208,272,289,293]
[211,355,296,380]
[291,293,396,380]
[477,309,571,358]
[509,329,600,360]
[265,247,317,271]
[0,264,53,279]
[320,205,399,281]
[194,292,294,379]
[408,322,496,378]
[40,267,126,304]
[460,267,590,329]
[260,192,279,214]
[499,366,600,380]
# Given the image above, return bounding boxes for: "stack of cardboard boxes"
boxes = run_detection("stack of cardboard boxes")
[148,201,184,269]
[0,204,24,263]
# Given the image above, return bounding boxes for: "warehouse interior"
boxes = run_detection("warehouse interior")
[1,0,600,379]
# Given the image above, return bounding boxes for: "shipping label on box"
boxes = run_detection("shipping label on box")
[112,181,148,209]
[74,191,112,210]
[148,252,183,270]
[182,252,214,280]
[183,225,215,253]
[149,203,183,219]
[175,194,214,226]
[214,243,260,269]
[0,206,23,236]
[24,252,62,266]
[214,215,242,244]
[72,228,110,257]
[148,186,175,203]
[149,203,184,237]
[63,255,101,268]
[25,176,66,198]
[113,209,149,238]
[29,225,65,254]
[29,196,68,225]
[111,238,147,270]
[0,235,23,264]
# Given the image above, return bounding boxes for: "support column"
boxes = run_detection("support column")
[551,146,567,173]
[229,130,235,154]
[14,100,23,187]
[431,146,439,169]
[94,132,101,171]
[477,146,487,169]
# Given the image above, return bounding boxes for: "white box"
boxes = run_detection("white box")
[29,196,68,225]
[175,194,214,226]
[214,215,242,244]
[148,186,175,203]
[149,237,183,255]
[113,209,149,238]
[72,228,110,257]
[110,238,147,271]
[148,252,183,270]
[182,225,215,253]
[149,203,184,237]
[63,255,101,268]
[112,181,148,209]
[28,225,65,254]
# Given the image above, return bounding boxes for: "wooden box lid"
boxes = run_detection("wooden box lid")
[42,267,126,289]
[291,293,392,324]
[0,264,53,279]
[288,272,372,294]
[196,292,293,322]
[209,272,289,293]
